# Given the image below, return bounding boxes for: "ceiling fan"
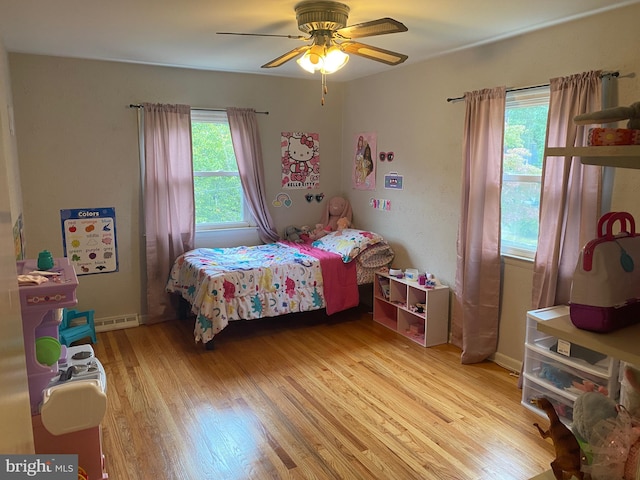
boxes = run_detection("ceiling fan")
[217,0,408,102]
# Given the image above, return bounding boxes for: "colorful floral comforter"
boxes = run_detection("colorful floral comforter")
[167,244,328,344]
[166,231,394,344]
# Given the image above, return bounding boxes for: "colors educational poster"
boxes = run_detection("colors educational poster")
[352,132,376,190]
[60,207,118,275]
[281,132,320,189]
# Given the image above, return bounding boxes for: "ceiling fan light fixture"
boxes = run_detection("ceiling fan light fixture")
[297,44,325,73]
[321,45,349,73]
[296,43,348,74]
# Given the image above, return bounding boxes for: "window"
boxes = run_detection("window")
[191,110,250,230]
[501,87,549,259]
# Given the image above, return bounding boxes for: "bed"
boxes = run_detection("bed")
[166,228,394,346]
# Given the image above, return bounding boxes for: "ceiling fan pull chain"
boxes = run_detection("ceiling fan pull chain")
[321,72,327,106]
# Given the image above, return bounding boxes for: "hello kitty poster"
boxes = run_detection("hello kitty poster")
[281,132,320,189]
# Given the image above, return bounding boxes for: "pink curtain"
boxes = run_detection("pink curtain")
[142,103,195,324]
[532,71,602,309]
[227,107,279,243]
[451,87,506,364]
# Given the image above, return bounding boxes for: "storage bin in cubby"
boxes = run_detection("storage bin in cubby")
[373,297,398,330]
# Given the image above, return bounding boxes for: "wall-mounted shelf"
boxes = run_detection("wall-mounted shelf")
[545,145,640,169]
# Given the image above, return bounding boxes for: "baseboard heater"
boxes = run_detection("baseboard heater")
[94,314,139,333]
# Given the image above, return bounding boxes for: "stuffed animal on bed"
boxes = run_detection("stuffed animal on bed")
[320,196,353,231]
[336,217,350,235]
[283,225,310,243]
[308,223,328,241]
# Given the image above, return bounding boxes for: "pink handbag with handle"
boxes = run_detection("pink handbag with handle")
[569,211,640,332]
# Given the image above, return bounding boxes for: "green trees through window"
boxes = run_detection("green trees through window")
[501,88,549,258]
[191,113,248,228]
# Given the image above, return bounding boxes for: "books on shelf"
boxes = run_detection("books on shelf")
[378,276,390,300]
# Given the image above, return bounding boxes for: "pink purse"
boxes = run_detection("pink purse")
[570,211,640,333]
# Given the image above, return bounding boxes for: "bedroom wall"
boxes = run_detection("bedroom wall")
[7,3,640,369]
[8,56,345,321]
[341,2,640,368]
[0,37,34,453]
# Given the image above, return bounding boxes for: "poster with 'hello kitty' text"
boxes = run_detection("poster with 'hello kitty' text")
[281,132,320,189]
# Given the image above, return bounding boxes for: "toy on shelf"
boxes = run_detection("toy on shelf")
[574,102,640,147]
[574,102,640,130]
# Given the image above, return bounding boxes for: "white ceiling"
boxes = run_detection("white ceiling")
[0,0,638,82]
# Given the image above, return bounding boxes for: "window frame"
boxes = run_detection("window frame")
[190,110,252,231]
[500,86,549,260]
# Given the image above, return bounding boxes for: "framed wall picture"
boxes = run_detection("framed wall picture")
[384,172,403,190]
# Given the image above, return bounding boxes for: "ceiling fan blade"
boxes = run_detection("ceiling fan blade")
[261,45,311,68]
[217,32,307,40]
[340,41,408,66]
[335,18,407,39]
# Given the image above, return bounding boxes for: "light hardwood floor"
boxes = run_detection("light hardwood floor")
[92,306,555,479]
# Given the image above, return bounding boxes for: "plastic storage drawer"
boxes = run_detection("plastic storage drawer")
[522,377,575,424]
[524,347,618,400]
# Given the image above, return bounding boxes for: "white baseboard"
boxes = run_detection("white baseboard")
[491,352,522,374]
[95,314,139,332]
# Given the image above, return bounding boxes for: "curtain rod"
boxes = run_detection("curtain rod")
[446,71,619,103]
[128,104,269,114]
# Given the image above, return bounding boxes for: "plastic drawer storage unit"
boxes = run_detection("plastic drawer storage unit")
[521,305,620,426]
[373,272,449,347]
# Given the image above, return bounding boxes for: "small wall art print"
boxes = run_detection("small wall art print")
[352,132,376,190]
[384,172,404,190]
[281,132,320,189]
[60,207,118,275]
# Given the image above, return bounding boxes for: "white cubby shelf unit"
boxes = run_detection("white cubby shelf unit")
[373,272,449,347]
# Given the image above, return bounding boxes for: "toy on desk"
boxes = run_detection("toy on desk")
[531,397,584,480]
[37,250,55,271]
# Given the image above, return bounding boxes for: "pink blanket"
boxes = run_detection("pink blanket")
[281,241,359,315]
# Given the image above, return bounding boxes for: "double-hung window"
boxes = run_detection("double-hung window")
[500,86,549,259]
[191,110,250,230]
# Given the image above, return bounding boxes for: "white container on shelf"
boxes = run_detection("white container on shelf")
[404,268,419,281]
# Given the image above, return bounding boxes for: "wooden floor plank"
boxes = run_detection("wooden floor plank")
[92,307,554,479]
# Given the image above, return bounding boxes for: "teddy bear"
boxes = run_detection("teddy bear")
[283,225,310,243]
[336,217,351,235]
[308,223,328,241]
